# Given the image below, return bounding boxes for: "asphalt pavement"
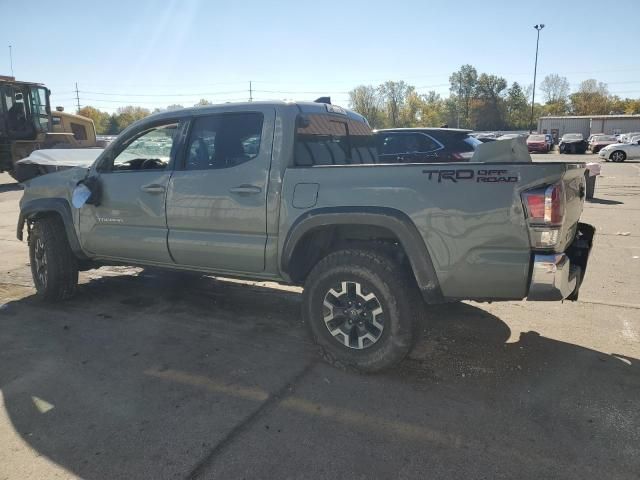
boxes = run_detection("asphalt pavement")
[0,153,638,479]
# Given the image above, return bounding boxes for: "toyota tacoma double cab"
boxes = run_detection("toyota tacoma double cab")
[17,100,595,372]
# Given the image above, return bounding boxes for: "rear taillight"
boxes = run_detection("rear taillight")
[522,183,565,248]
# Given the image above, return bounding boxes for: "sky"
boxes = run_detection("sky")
[3,0,640,113]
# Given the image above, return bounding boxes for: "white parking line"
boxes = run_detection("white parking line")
[619,313,639,342]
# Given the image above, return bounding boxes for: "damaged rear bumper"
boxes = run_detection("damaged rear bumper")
[527,223,595,301]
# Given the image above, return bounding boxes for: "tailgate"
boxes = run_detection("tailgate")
[557,164,587,251]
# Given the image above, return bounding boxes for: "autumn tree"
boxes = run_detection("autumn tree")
[77,106,111,135]
[348,85,382,128]
[112,106,151,133]
[471,74,507,130]
[570,79,611,115]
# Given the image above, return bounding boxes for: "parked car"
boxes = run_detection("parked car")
[497,133,525,140]
[599,137,640,162]
[526,134,550,153]
[374,128,482,162]
[544,134,554,150]
[619,132,640,143]
[17,100,594,372]
[559,133,588,154]
[588,135,618,153]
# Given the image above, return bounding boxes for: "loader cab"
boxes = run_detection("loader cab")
[0,77,51,142]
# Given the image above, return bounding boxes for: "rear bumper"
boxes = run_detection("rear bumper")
[527,254,578,300]
[527,223,595,301]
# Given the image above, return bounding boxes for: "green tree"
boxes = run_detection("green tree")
[449,65,478,128]
[348,85,382,128]
[505,82,529,129]
[378,81,411,127]
[77,106,111,135]
[418,91,446,127]
[194,99,212,107]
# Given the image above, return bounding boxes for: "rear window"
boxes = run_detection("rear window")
[294,114,377,166]
[528,135,546,141]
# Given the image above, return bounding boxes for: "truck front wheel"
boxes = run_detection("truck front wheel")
[302,249,420,372]
[29,216,79,302]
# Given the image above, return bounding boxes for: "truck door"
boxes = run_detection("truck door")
[79,121,181,263]
[166,108,274,273]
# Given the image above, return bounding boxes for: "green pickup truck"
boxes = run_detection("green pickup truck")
[17,100,595,372]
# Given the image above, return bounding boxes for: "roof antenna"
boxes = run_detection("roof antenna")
[314,96,331,104]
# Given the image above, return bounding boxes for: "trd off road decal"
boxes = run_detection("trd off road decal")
[422,169,519,183]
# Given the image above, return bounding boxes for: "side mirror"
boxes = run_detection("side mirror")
[72,177,101,208]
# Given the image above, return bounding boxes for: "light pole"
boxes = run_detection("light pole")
[530,24,544,133]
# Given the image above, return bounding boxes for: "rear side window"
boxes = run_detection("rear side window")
[295,114,377,166]
[70,122,87,140]
[185,113,263,170]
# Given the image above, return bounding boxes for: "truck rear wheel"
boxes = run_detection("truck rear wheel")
[302,249,420,372]
[29,216,79,302]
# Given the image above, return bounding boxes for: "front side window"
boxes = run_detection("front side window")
[109,123,178,172]
[185,113,263,170]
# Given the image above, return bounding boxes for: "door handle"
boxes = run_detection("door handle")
[141,184,166,194]
[229,185,262,195]
[395,155,405,162]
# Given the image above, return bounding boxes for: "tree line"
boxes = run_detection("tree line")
[77,67,640,134]
[349,65,640,130]
[77,99,212,135]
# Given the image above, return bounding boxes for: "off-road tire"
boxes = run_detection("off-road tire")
[302,249,421,372]
[29,216,79,302]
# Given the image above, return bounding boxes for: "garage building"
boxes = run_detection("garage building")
[538,114,640,143]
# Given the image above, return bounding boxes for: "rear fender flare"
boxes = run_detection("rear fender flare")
[281,207,443,303]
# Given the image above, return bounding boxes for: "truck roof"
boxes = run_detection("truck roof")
[0,76,45,88]
[145,100,369,125]
[375,127,473,134]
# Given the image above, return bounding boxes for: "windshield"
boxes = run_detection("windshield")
[528,135,545,141]
[593,135,616,142]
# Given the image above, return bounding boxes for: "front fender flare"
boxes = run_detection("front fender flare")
[18,198,87,259]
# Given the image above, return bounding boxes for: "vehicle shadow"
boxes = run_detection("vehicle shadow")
[0,272,638,479]
[0,182,22,193]
[587,197,624,205]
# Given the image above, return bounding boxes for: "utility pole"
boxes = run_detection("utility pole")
[530,24,545,133]
[249,81,253,102]
[75,82,81,113]
[8,44,14,77]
